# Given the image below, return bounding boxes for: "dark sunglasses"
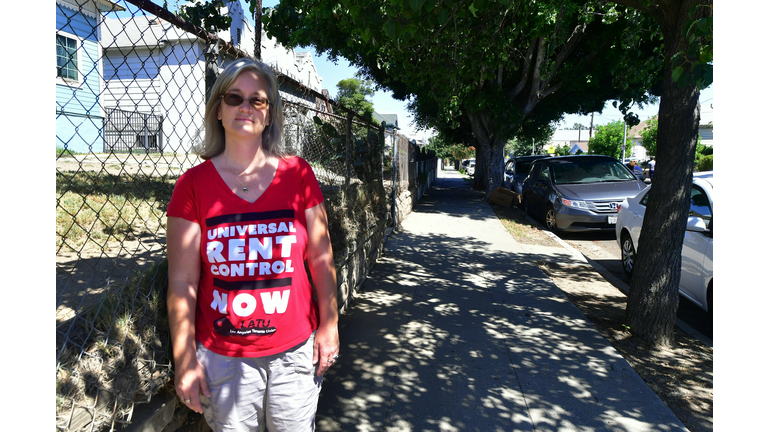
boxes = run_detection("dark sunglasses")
[220,93,270,109]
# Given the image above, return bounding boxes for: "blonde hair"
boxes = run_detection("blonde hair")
[198,58,285,160]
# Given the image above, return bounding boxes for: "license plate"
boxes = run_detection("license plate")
[608,216,617,224]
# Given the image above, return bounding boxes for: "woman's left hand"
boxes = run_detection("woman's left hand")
[313,324,340,376]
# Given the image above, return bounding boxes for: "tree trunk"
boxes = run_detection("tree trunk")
[474,143,486,190]
[624,0,704,347]
[465,110,507,197]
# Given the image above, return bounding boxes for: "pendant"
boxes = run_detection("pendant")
[242,187,248,192]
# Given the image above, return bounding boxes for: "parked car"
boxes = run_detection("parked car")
[466,160,476,177]
[504,155,549,194]
[615,171,713,313]
[520,155,648,233]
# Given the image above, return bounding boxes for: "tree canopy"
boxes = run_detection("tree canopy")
[263,0,664,196]
[640,116,658,157]
[335,76,375,121]
[588,121,626,159]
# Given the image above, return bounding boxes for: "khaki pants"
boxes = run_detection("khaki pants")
[196,332,322,431]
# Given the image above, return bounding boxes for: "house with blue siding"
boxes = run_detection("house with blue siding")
[101,1,326,154]
[56,0,124,154]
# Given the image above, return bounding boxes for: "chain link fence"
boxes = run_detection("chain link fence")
[55,1,432,430]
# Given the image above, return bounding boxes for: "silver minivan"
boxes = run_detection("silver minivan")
[521,155,648,233]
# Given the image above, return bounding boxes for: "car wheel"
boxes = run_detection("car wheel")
[523,197,530,214]
[620,232,635,277]
[545,206,559,233]
[707,281,713,316]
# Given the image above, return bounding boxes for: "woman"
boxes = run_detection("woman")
[166,58,339,431]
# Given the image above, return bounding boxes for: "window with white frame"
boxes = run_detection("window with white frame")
[56,33,79,83]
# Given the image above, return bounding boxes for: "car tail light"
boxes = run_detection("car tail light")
[617,204,622,212]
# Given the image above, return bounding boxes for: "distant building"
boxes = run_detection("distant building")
[101,1,325,153]
[373,112,399,133]
[56,0,125,153]
[549,130,590,154]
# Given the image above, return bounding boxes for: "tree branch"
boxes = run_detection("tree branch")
[541,23,586,90]
[509,38,539,100]
[523,37,546,114]
[464,109,488,147]
[479,110,494,143]
[609,0,653,12]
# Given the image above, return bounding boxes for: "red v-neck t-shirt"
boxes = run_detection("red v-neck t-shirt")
[167,156,325,357]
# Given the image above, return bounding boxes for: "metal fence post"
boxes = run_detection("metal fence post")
[345,111,353,187]
[392,135,398,229]
[204,39,220,103]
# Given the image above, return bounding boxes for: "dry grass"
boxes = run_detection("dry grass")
[56,259,173,431]
[56,171,175,252]
[491,203,562,247]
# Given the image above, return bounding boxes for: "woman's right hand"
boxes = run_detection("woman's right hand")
[174,358,211,414]
[167,216,209,413]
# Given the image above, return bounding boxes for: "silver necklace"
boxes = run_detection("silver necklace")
[224,153,250,193]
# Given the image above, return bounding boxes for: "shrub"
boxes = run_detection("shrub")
[697,154,713,171]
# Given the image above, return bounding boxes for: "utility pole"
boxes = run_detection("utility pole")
[253,0,262,61]
[622,121,627,161]
[589,113,594,139]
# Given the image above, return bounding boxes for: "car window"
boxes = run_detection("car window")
[640,192,649,206]
[516,160,535,176]
[527,162,542,181]
[551,159,636,184]
[539,166,550,182]
[689,185,712,228]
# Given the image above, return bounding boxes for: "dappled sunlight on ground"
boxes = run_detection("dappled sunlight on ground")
[314,173,687,432]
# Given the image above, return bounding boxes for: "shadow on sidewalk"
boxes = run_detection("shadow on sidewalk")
[316,228,678,431]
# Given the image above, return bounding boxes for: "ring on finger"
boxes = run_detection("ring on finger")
[185,398,191,404]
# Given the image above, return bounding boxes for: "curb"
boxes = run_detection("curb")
[518,207,714,349]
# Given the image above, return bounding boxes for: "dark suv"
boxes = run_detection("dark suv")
[504,155,549,194]
[520,155,648,233]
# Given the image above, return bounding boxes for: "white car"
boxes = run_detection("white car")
[615,172,713,313]
[466,161,476,177]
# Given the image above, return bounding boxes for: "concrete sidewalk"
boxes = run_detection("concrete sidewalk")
[315,169,688,432]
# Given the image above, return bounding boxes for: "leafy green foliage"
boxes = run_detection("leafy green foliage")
[336,77,375,121]
[697,154,713,171]
[553,144,572,156]
[588,121,626,159]
[178,0,232,32]
[695,141,712,170]
[510,138,536,157]
[640,116,658,157]
[671,4,713,90]
[510,122,557,156]
[447,144,475,163]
